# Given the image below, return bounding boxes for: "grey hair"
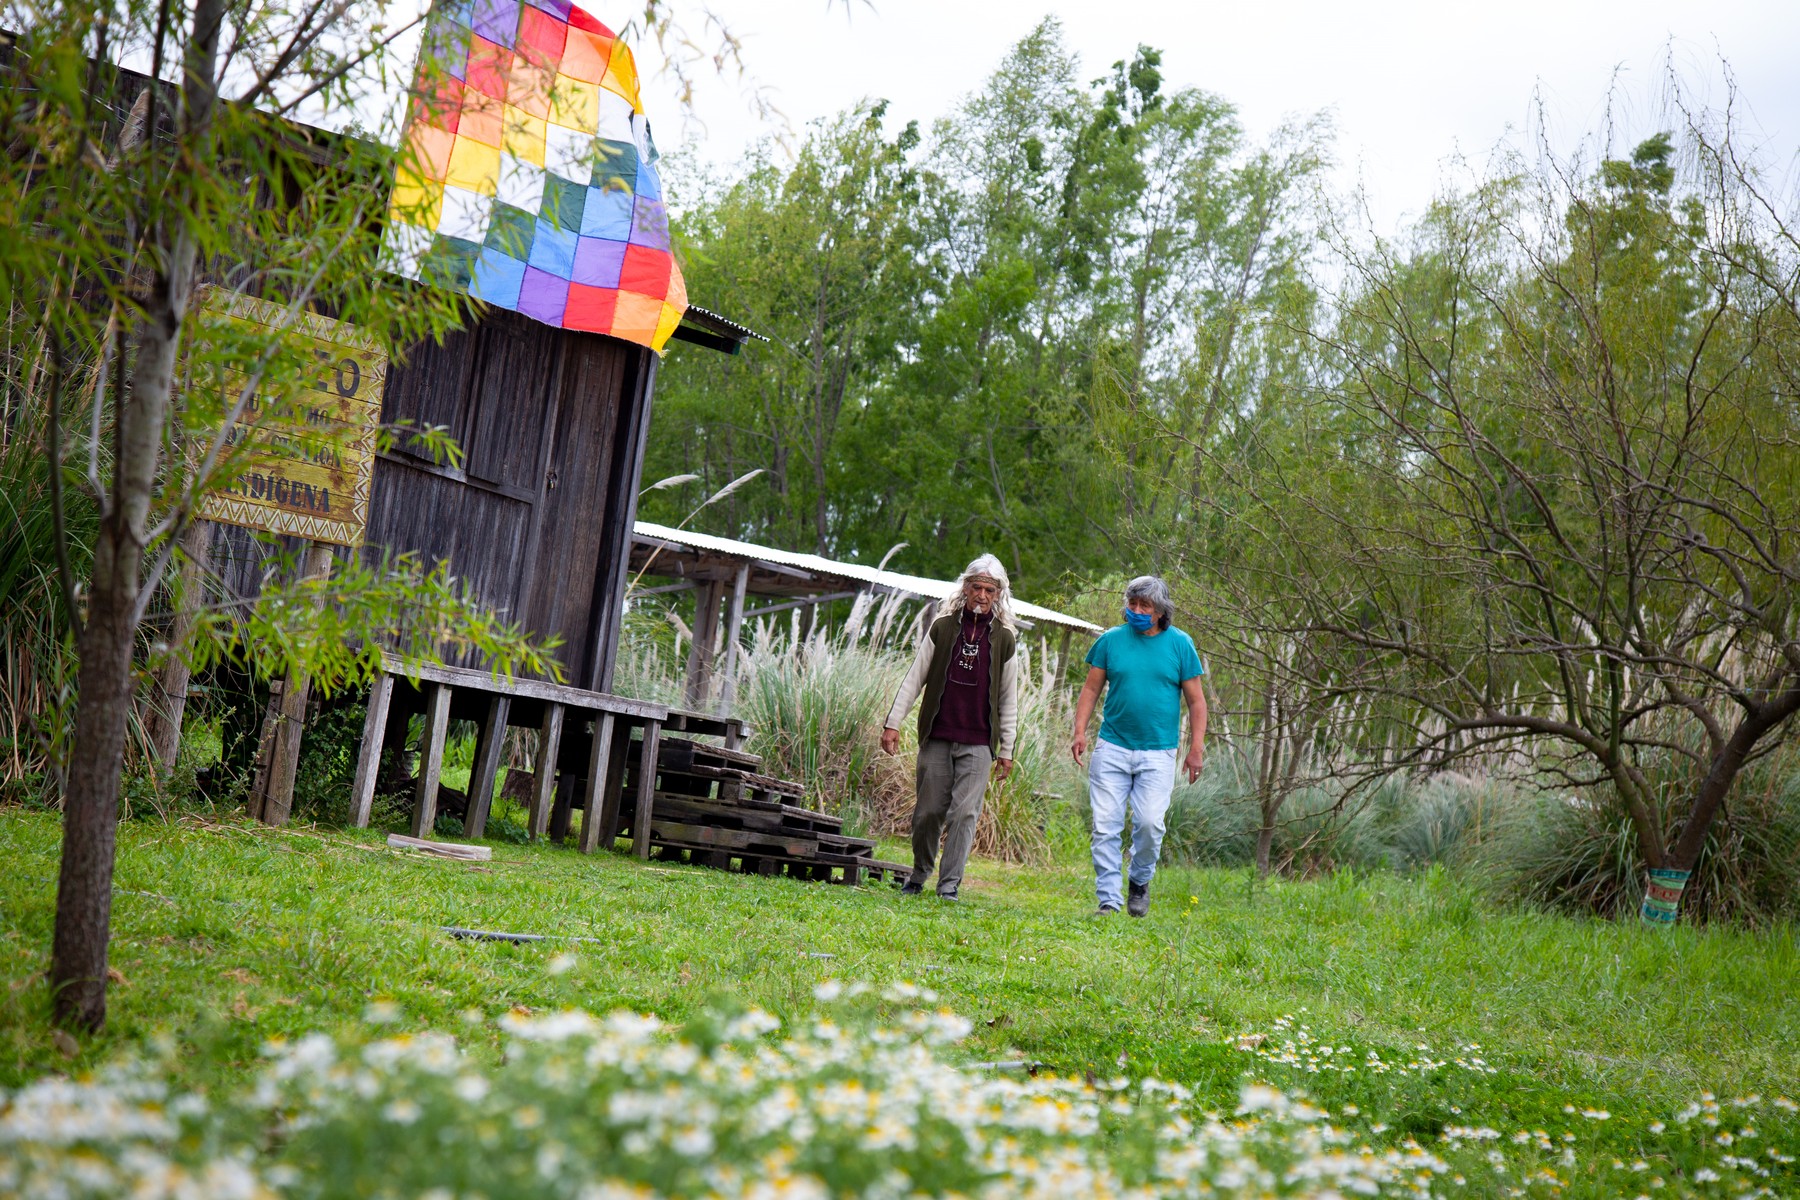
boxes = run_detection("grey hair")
[1125,575,1173,631]
[942,552,1018,630]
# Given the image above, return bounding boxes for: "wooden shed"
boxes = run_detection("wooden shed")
[214,303,756,692]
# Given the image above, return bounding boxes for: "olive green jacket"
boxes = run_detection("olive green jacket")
[883,612,1021,758]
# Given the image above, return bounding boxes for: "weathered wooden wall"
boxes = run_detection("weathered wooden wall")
[215,308,656,690]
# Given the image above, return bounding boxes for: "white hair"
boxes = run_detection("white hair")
[1125,575,1173,631]
[941,553,1018,631]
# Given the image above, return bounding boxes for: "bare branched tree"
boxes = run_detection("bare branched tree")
[1253,110,1800,918]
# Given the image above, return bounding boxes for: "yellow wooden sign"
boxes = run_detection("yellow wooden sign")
[197,292,388,547]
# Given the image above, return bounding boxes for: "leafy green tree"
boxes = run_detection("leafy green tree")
[646,104,922,557]
[2,0,551,1030]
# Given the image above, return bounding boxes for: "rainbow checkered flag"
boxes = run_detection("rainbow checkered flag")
[382,0,687,351]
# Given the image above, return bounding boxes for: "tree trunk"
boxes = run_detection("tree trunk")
[1253,677,1278,876]
[1641,677,1800,924]
[1254,804,1277,877]
[50,568,139,1030]
[50,0,224,1031]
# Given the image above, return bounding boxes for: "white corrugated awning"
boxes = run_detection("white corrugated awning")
[632,521,1103,636]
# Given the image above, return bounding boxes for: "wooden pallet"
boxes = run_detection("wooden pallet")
[644,838,913,886]
[603,735,897,888]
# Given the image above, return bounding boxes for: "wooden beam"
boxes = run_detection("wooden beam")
[348,673,394,828]
[683,579,725,709]
[631,719,662,860]
[147,519,215,770]
[463,694,510,839]
[716,564,750,715]
[1055,627,1073,685]
[375,653,667,720]
[594,717,633,851]
[740,590,859,620]
[259,541,336,826]
[547,772,578,843]
[411,681,452,838]
[528,702,564,839]
[577,711,617,853]
[593,349,659,694]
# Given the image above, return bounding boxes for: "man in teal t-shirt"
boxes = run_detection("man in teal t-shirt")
[1070,576,1207,917]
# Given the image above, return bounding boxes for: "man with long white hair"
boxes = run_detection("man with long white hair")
[880,554,1022,900]
[1070,575,1207,917]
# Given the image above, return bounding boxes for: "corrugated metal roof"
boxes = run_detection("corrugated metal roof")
[681,305,767,343]
[633,521,1103,636]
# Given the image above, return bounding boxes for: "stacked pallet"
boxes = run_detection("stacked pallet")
[619,737,912,885]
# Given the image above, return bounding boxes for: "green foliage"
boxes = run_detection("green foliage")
[647,20,1322,597]
[288,700,367,825]
[185,546,564,699]
[0,409,96,800]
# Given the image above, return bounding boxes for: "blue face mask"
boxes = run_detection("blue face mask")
[1123,608,1156,632]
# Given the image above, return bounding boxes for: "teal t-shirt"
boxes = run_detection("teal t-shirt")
[1085,624,1205,751]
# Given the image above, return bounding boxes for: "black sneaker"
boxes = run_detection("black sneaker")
[1096,904,1120,916]
[900,877,925,895]
[1127,881,1150,918]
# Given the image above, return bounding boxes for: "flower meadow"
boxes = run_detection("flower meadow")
[2,983,1796,1199]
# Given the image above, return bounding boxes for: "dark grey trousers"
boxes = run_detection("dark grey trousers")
[912,738,992,896]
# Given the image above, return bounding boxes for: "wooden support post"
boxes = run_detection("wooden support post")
[529,702,564,839]
[411,682,452,838]
[682,579,725,709]
[716,564,750,716]
[348,673,394,828]
[594,717,633,850]
[464,695,510,839]
[631,719,662,860]
[548,773,578,843]
[578,711,617,853]
[147,519,215,771]
[245,684,284,821]
[257,541,336,826]
[1055,627,1073,685]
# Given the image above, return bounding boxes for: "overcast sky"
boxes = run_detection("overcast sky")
[629,0,1800,236]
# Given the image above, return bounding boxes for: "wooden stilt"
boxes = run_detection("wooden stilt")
[411,682,452,838]
[683,580,725,709]
[529,702,564,839]
[464,694,510,839]
[348,673,394,828]
[147,519,215,771]
[716,564,750,716]
[631,719,662,860]
[548,772,578,843]
[578,712,617,853]
[595,718,633,849]
[258,542,336,826]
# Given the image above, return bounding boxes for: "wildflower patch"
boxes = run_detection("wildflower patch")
[3,987,1796,1198]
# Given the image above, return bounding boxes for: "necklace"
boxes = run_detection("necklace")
[950,613,987,686]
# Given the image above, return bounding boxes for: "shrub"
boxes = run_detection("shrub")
[1467,748,1800,926]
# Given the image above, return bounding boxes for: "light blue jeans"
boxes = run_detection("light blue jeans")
[1087,737,1177,909]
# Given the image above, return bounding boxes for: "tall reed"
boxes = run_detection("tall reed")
[0,413,98,801]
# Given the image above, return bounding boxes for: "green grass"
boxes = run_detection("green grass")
[2,809,1797,1177]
